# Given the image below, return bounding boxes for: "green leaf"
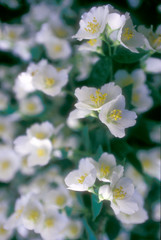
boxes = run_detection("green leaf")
[91,194,103,220]
[94,145,103,161]
[87,57,111,87]
[82,126,91,151]
[30,45,44,61]
[64,206,72,217]
[110,139,133,162]
[82,218,97,240]
[113,46,147,64]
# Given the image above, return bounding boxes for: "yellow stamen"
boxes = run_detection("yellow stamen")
[26,103,36,112]
[142,159,151,168]
[90,89,107,108]
[1,161,10,170]
[8,30,16,39]
[37,148,46,157]
[53,45,62,53]
[109,109,122,121]
[35,132,46,139]
[54,28,68,38]
[69,225,79,235]
[149,32,161,48]
[85,17,100,34]
[132,92,140,103]
[113,186,127,200]
[122,27,134,41]
[27,210,40,223]
[44,218,55,228]
[0,226,7,235]
[78,173,88,184]
[45,77,55,88]
[87,39,97,46]
[55,195,66,206]
[16,207,24,219]
[100,164,110,178]
[0,124,5,133]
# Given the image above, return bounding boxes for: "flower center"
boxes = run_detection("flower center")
[35,132,46,139]
[87,39,97,46]
[69,225,79,235]
[149,32,161,48]
[0,226,7,235]
[122,27,134,41]
[54,28,68,38]
[45,77,55,88]
[16,207,24,219]
[37,148,46,157]
[26,103,36,111]
[142,159,151,168]
[85,17,100,34]
[1,161,10,170]
[0,124,5,133]
[78,173,88,184]
[53,45,62,53]
[90,89,107,108]
[132,92,140,103]
[8,30,16,39]
[27,210,40,223]
[109,109,122,121]
[55,195,66,206]
[44,218,55,228]
[113,186,127,200]
[100,164,110,178]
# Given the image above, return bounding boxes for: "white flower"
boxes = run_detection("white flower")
[0,116,14,143]
[20,155,35,176]
[116,191,148,224]
[106,9,127,31]
[44,37,71,60]
[0,92,9,111]
[22,198,44,232]
[65,158,96,191]
[114,69,146,88]
[0,146,20,182]
[0,219,13,240]
[90,152,124,182]
[137,148,160,180]
[65,220,83,239]
[73,5,109,40]
[75,82,122,111]
[143,57,161,73]
[32,65,68,97]
[26,122,54,140]
[79,38,102,52]
[19,96,44,116]
[152,202,161,222]
[40,209,68,240]
[44,187,72,209]
[125,165,148,197]
[132,84,153,113]
[5,194,30,230]
[26,138,52,167]
[99,95,137,138]
[118,17,145,52]
[99,177,139,215]
[138,25,161,52]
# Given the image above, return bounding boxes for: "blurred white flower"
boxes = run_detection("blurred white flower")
[0,218,13,240]
[65,158,96,191]
[150,125,161,143]
[152,202,161,222]
[143,57,161,73]
[0,146,20,182]
[99,95,137,138]
[137,148,160,180]
[19,96,44,116]
[65,220,83,239]
[0,116,14,143]
[26,122,55,140]
[0,92,9,111]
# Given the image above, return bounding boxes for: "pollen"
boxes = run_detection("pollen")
[100,164,110,178]
[87,39,97,46]
[1,161,10,170]
[90,89,107,108]
[27,210,40,223]
[113,186,127,200]
[142,159,151,168]
[122,27,134,41]
[0,226,7,235]
[26,102,36,112]
[44,218,55,228]
[8,30,16,39]
[69,225,79,235]
[37,148,46,157]
[85,17,100,34]
[45,77,55,88]
[35,132,46,139]
[0,124,5,133]
[53,44,62,53]
[109,109,122,121]
[55,195,66,206]
[78,173,88,184]
[16,207,24,219]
